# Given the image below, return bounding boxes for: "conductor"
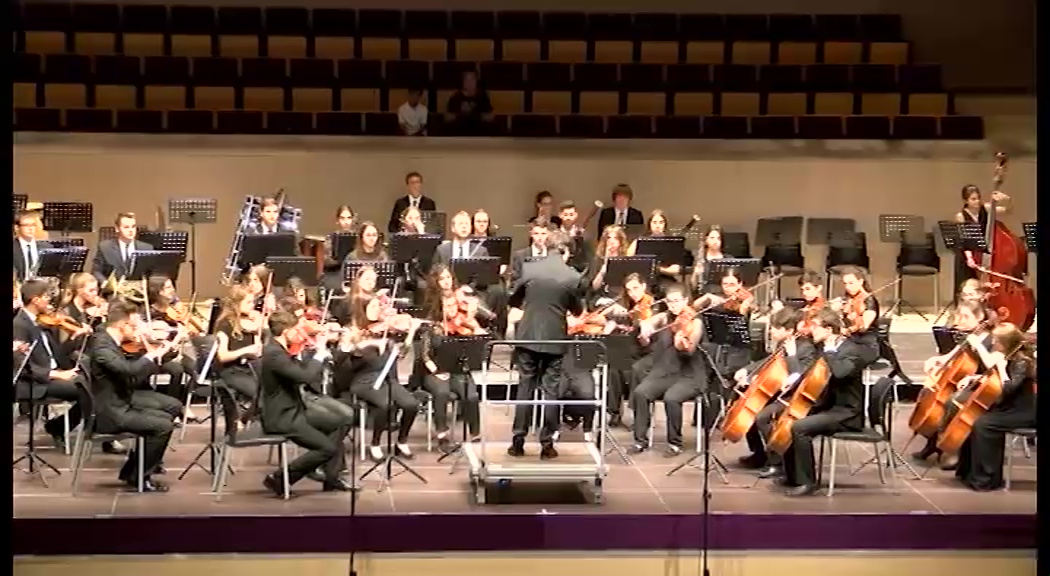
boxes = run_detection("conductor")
[507,231,584,460]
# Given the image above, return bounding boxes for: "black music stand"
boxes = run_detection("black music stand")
[703,257,762,288]
[331,232,358,262]
[635,236,688,266]
[606,256,657,290]
[933,220,965,323]
[129,250,183,282]
[267,256,319,287]
[1022,222,1037,253]
[48,238,85,249]
[238,233,298,269]
[391,233,442,278]
[878,215,926,318]
[41,202,94,236]
[957,223,988,254]
[13,194,28,215]
[421,211,447,237]
[343,261,400,291]
[34,249,71,279]
[451,257,501,288]
[139,231,190,255]
[434,334,494,472]
[806,218,856,246]
[359,342,427,490]
[168,198,217,296]
[932,326,967,355]
[473,235,512,267]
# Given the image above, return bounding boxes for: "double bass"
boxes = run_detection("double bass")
[978,153,1035,331]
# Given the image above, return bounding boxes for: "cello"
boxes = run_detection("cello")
[766,357,831,455]
[978,153,1035,331]
[721,349,790,443]
[907,333,985,439]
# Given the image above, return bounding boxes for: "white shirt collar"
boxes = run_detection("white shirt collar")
[19,237,35,247]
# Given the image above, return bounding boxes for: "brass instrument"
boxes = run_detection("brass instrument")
[220,190,304,285]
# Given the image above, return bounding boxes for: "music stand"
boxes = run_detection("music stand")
[391,233,442,277]
[331,232,358,262]
[932,326,967,355]
[98,226,119,243]
[421,211,447,237]
[343,261,400,291]
[13,194,28,215]
[755,216,803,247]
[41,202,93,236]
[58,247,89,277]
[806,218,856,245]
[34,249,71,279]
[704,257,762,288]
[434,334,494,472]
[48,238,85,249]
[957,223,988,254]
[359,342,427,490]
[878,215,927,318]
[168,198,217,298]
[128,250,183,282]
[606,256,657,290]
[139,231,189,255]
[635,236,688,266]
[473,235,512,267]
[451,257,501,288]
[267,256,319,287]
[238,233,298,269]
[1022,222,1037,253]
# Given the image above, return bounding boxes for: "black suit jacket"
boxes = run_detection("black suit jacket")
[509,246,548,288]
[813,338,867,428]
[13,239,53,282]
[91,239,155,284]
[431,239,490,270]
[87,331,162,417]
[387,195,437,233]
[509,255,584,355]
[597,206,644,233]
[248,223,284,235]
[12,309,61,400]
[259,341,324,433]
[743,337,819,378]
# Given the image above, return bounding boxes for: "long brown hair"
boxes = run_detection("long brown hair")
[596,225,627,259]
[424,264,457,321]
[990,322,1036,377]
[216,284,253,338]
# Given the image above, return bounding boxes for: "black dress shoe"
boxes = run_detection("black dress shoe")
[263,473,286,497]
[540,445,559,460]
[506,443,525,457]
[306,469,325,483]
[663,445,683,458]
[627,443,648,455]
[323,478,355,492]
[127,478,169,492]
[607,414,626,429]
[784,484,819,497]
[737,453,767,469]
[152,465,168,475]
[102,441,128,455]
[757,466,783,479]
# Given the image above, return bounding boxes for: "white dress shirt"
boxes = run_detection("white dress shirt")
[615,210,625,225]
[119,240,135,263]
[22,309,57,369]
[19,238,38,271]
[452,239,472,259]
[531,246,547,258]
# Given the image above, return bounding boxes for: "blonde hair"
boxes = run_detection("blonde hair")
[596,225,628,258]
[216,284,253,338]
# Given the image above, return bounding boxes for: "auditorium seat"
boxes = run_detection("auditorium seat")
[120,5,167,57]
[360,9,404,60]
[21,2,69,55]
[766,93,807,115]
[95,85,137,110]
[452,11,496,39]
[823,41,864,65]
[574,63,618,91]
[751,115,796,138]
[704,115,748,138]
[560,114,604,138]
[626,92,666,116]
[807,65,850,91]
[340,89,380,113]
[169,109,215,132]
[480,62,525,90]
[815,15,861,41]
[674,92,715,116]
[194,86,237,111]
[731,42,771,65]
[527,62,571,90]
[852,64,897,92]
[860,93,901,115]
[907,93,949,116]
[720,92,760,116]
[761,64,805,92]
[266,111,312,134]
[798,115,844,138]
[579,92,619,115]
[502,40,541,62]
[456,40,495,62]
[435,61,475,88]
[899,64,942,92]
[312,9,356,59]
[715,64,758,91]
[489,91,525,114]
[116,110,163,133]
[170,6,216,58]
[66,108,113,132]
[44,84,87,109]
[95,55,142,86]
[770,14,816,41]
[15,108,61,131]
[217,7,264,58]
[686,42,725,64]
[621,64,664,91]
[386,60,429,88]
[532,91,572,115]
[364,112,400,135]
[777,42,818,65]
[316,111,363,135]
[654,115,701,138]
[264,7,309,58]
[814,93,854,115]
[71,3,120,56]
[143,56,190,110]
[869,42,911,64]
[893,115,937,139]
[846,115,891,139]
[640,41,680,64]
[217,110,263,133]
[667,64,714,92]
[548,40,588,64]
[338,60,383,88]
[13,83,40,109]
[608,115,653,138]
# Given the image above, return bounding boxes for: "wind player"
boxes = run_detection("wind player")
[249,198,286,235]
[780,309,867,496]
[507,231,584,460]
[734,308,818,479]
[91,212,154,286]
[629,283,706,456]
[387,172,437,233]
[511,218,551,286]
[597,184,644,231]
[259,310,354,495]
[13,210,52,282]
[954,322,1037,492]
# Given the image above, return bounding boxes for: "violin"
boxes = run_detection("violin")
[631,293,655,323]
[444,313,479,336]
[796,296,826,337]
[164,302,205,335]
[842,290,868,336]
[38,312,87,336]
[671,306,699,351]
[721,288,753,313]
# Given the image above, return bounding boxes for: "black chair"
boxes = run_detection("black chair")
[70,380,146,496]
[825,231,870,297]
[212,385,292,501]
[893,231,940,317]
[757,216,805,297]
[722,231,752,259]
[817,377,896,497]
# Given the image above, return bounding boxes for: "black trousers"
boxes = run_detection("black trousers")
[512,348,563,446]
[101,407,174,481]
[782,410,854,487]
[218,367,258,426]
[348,379,419,446]
[561,367,597,433]
[131,389,183,420]
[423,373,480,437]
[956,409,1037,491]
[744,400,785,466]
[280,403,353,486]
[157,357,198,405]
[480,283,508,337]
[606,368,634,415]
[30,378,84,438]
[631,370,702,448]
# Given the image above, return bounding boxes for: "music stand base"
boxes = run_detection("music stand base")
[13,450,61,488]
[359,454,428,490]
[666,449,730,483]
[851,445,923,480]
[178,444,219,480]
[601,431,633,465]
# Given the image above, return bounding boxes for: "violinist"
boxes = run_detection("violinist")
[242,264,278,315]
[587,225,628,299]
[626,210,683,293]
[604,273,656,427]
[333,293,420,462]
[471,209,495,237]
[561,303,607,441]
[781,309,866,497]
[386,171,436,234]
[418,294,482,453]
[557,201,592,273]
[954,322,1036,492]
[87,300,179,492]
[213,285,266,425]
[690,226,731,296]
[13,209,53,282]
[144,275,201,420]
[12,279,85,449]
[629,283,706,456]
[735,308,818,479]
[831,266,881,367]
[910,300,995,468]
[347,221,389,262]
[770,270,825,338]
[60,273,108,327]
[511,218,551,287]
[399,206,428,235]
[955,184,1010,280]
[250,197,286,235]
[696,270,756,402]
[692,267,754,315]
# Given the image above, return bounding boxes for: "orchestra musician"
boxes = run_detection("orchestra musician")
[511,218,551,286]
[347,221,388,261]
[771,270,826,338]
[629,283,706,456]
[587,225,628,299]
[387,171,436,233]
[530,191,562,228]
[561,304,608,441]
[142,275,200,421]
[59,273,108,327]
[557,201,592,273]
[13,279,87,450]
[321,205,357,291]
[690,225,731,295]
[334,205,356,232]
[735,308,819,479]
[433,211,507,335]
[91,212,154,286]
[213,285,266,425]
[603,272,655,427]
[954,322,1037,492]
[249,197,286,235]
[241,264,278,315]
[507,231,585,460]
[597,184,644,231]
[830,266,881,368]
[955,184,1010,281]
[780,309,868,496]
[259,310,354,495]
[626,210,683,293]
[13,210,52,282]
[87,300,179,491]
[910,299,995,468]
[471,209,495,237]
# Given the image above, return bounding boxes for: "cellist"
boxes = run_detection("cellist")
[910,299,995,468]
[734,308,818,479]
[780,309,867,497]
[954,322,1036,491]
